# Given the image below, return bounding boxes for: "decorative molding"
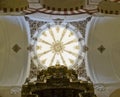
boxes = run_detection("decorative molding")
[53,18,64,25]
[10,87,21,95]
[77,60,88,80]
[27,18,91,82]
[22,65,96,97]
[27,18,47,37]
[27,45,34,51]
[83,45,89,52]
[94,84,106,92]
[12,44,21,53]
[97,45,106,53]
[26,60,38,82]
[70,16,92,38]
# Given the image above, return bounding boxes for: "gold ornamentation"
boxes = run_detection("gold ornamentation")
[39,39,51,46]
[64,49,78,57]
[51,41,64,54]
[56,26,60,32]
[60,53,67,66]
[38,50,51,57]
[60,28,67,41]
[64,39,77,45]
[49,54,56,66]
[36,45,41,50]
[69,59,74,65]
[41,59,46,64]
[69,32,73,37]
[49,28,56,42]
[75,45,80,50]
[42,31,47,36]
[35,25,80,67]
[33,55,37,59]
[22,65,96,97]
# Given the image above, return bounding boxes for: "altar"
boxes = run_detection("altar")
[21,64,97,97]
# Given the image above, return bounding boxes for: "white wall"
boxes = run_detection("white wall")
[0,16,30,86]
[86,15,120,97]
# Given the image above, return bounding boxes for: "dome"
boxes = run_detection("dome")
[0,0,29,12]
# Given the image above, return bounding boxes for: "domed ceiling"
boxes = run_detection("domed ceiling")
[31,24,83,68]
[0,0,120,97]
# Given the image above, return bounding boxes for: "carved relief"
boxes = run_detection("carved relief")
[70,16,92,38]
[28,60,38,81]
[77,60,88,80]
[22,65,96,97]
[25,17,47,37]
[12,44,21,53]
[26,17,90,83]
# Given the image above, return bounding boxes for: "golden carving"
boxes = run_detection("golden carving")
[49,54,56,66]
[51,41,64,54]
[39,39,51,46]
[64,39,77,45]
[35,26,80,67]
[60,53,67,66]
[64,49,78,57]
[60,28,67,41]
[41,59,46,64]
[38,50,51,57]
[69,58,74,64]
[22,65,97,97]
[56,26,60,32]
[49,28,56,42]
[42,31,47,36]
[36,45,41,50]
[75,45,80,50]
[69,32,73,37]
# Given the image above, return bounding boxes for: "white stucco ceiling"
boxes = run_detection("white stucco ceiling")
[86,14,120,97]
[0,0,120,97]
[0,16,30,86]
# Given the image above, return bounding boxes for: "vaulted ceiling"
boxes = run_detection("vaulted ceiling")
[0,0,120,97]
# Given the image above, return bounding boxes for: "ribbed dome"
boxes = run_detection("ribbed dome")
[98,0,120,15]
[40,0,85,11]
[0,0,29,12]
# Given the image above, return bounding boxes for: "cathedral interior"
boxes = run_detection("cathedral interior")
[0,0,120,97]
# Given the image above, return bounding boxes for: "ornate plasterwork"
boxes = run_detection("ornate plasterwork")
[24,16,47,37]
[12,44,21,53]
[32,25,81,68]
[77,60,88,80]
[27,17,90,81]
[29,60,38,80]
[10,87,21,95]
[70,16,92,38]
[97,45,106,53]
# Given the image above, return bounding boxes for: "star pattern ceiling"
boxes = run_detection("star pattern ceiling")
[31,23,85,69]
